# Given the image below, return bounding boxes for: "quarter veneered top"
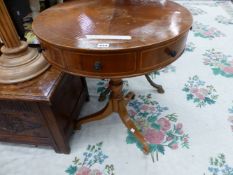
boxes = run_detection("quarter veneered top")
[32,0,192,51]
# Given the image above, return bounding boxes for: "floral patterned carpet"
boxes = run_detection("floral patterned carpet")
[1,0,233,175]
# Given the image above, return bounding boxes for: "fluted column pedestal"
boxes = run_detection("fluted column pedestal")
[0,0,49,84]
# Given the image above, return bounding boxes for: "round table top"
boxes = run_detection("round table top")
[33,0,193,52]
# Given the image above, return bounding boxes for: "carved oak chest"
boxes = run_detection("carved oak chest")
[0,67,88,154]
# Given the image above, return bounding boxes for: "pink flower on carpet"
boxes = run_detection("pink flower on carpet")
[144,128,165,144]
[191,88,208,100]
[89,169,102,175]
[199,88,209,96]
[157,118,171,131]
[76,166,91,175]
[141,105,149,111]
[170,143,178,150]
[176,123,183,130]
[178,129,184,135]
[190,87,198,93]
[128,109,137,116]
[204,31,211,36]
[184,137,189,143]
[166,136,173,142]
[148,106,156,112]
[223,66,233,73]
[194,92,205,100]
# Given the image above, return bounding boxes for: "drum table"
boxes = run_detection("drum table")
[33,0,193,154]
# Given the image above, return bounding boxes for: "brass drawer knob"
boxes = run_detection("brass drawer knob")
[94,61,102,71]
[169,50,177,57]
[165,48,177,57]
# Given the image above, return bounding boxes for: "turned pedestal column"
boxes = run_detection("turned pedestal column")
[0,0,49,84]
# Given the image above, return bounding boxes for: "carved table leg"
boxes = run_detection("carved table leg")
[118,101,149,154]
[145,74,165,94]
[75,102,112,129]
[75,79,150,154]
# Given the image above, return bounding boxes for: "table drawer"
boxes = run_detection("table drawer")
[139,33,188,71]
[63,51,137,76]
[40,43,65,69]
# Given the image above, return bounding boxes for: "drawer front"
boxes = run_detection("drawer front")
[139,33,188,71]
[63,51,137,76]
[40,43,65,69]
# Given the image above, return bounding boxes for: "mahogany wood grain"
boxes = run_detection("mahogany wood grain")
[33,0,193,78]
[0,68,62,102]
[32,0,193,154]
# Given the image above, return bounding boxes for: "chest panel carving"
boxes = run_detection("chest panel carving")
[0,113,41,133]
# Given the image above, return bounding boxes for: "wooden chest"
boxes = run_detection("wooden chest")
[0,67,88,154]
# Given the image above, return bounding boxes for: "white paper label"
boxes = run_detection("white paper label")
[130,128,135,133]
[86,35,132,40]
[97,43,109,48]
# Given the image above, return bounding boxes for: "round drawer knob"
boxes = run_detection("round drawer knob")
[94,61,102,71]
[165,48,177,57]
[169,50,177,57]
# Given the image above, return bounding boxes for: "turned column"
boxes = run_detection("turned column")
[0,0,49,84]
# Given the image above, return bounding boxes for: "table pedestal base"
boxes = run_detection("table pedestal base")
[75,79,149,154]
[98,73,164,101]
